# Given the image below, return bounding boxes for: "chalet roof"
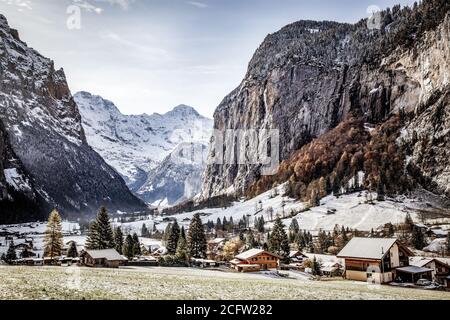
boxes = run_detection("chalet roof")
[85,249,127,261]
[410,257,433,268]
[410,257,450,268]
[289,251,307,258]
[236,249,282,260]
[337,238,402,260]
[396,266,433,274]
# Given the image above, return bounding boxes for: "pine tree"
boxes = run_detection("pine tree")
[141,224,150,238]
[167,221,180,254]
[412,226,426,250]
[188,213,207,258]
[67,241,78,258]
[132,233,141,256]
[5,241,17,264]
[122,234,135,259]
[44,210,63,259]
[405,213,414,232]
[246,232,257,250]
[86,207,115,250]
[311,256,322,276]
[446,232,450,255]
[376,180,385,201]
[85,221,99,250]
[175,233,189,263]
[268,217,290,263]
[114,227,124,254]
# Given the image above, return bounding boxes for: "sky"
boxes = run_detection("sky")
[0,0,417,117]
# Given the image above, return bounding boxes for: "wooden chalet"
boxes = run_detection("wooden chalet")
[231,249,282,272]
[337,238,413,284]
[410,257,450,285]
[81,249,128,268]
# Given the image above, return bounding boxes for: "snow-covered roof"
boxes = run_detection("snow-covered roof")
[396,266,433,274]
[429,229,448,236]
[409,257,433,268]
[410,257,450,268]
[85,249,127,261]
[337,238,399,260]
[236,249,282,260]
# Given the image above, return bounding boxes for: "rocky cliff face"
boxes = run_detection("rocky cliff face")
[0,15,148,223]
[75,92,212,206]
[201,0,450,199]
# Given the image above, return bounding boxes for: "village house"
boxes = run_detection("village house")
[231,249,282,272]
[304,253,344,276]
[81,249,128,268]
[410,257,450,285]
[289,251,308,264]
[337,238,413,284]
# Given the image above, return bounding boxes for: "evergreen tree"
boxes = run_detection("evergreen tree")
[5,241,17,264]
[167,221,180,254]
[289,218,300,235]
[114,227,124,254]
[85,221,99,250]
[405,213,414,232]
[246,232,257,250]
[188,214,207,258]
[311,256,322,276]
[376,180,385,201]
[141,224,150,238]
[411,226,426,250]
[44,210,63,259]
[86,207,115,250]
[446,232,450,255]
[122,235,135,259]
[132,233,141,256]
[268,217,290,263]
[21,247,33,259]
[175,233,189,263]
[67,241,78,258]
[180,226,186,240]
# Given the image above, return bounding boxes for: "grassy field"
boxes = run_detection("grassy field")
[0,266,449,300]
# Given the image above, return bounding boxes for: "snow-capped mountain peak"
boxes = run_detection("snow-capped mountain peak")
[75,92,213,207]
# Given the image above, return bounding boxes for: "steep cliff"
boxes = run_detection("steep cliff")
[201,0,450,199]
[0,15,148,222]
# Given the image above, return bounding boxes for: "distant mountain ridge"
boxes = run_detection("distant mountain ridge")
[75,92,213,206]
[0,15,148,223]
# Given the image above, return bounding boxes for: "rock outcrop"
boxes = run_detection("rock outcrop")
[0,15,148,223]
[201,0,450,199]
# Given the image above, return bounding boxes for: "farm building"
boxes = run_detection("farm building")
[410,257,450,285]
[337,238,413,284]
[81,249,128,268]
[231,249,282,272]
[394,266,434,283]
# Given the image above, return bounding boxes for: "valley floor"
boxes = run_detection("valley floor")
[0,266,449,300]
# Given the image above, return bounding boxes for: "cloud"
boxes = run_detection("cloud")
[0,0,33,11]
[70,0,136,14]
[185,1,208,9]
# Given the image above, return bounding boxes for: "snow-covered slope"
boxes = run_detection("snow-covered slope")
[75,92,213,206]
[121,186,449,236]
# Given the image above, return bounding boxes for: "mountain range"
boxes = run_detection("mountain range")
[0,0,449,223]
[0,15,147,223]
[75,92,212,207]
